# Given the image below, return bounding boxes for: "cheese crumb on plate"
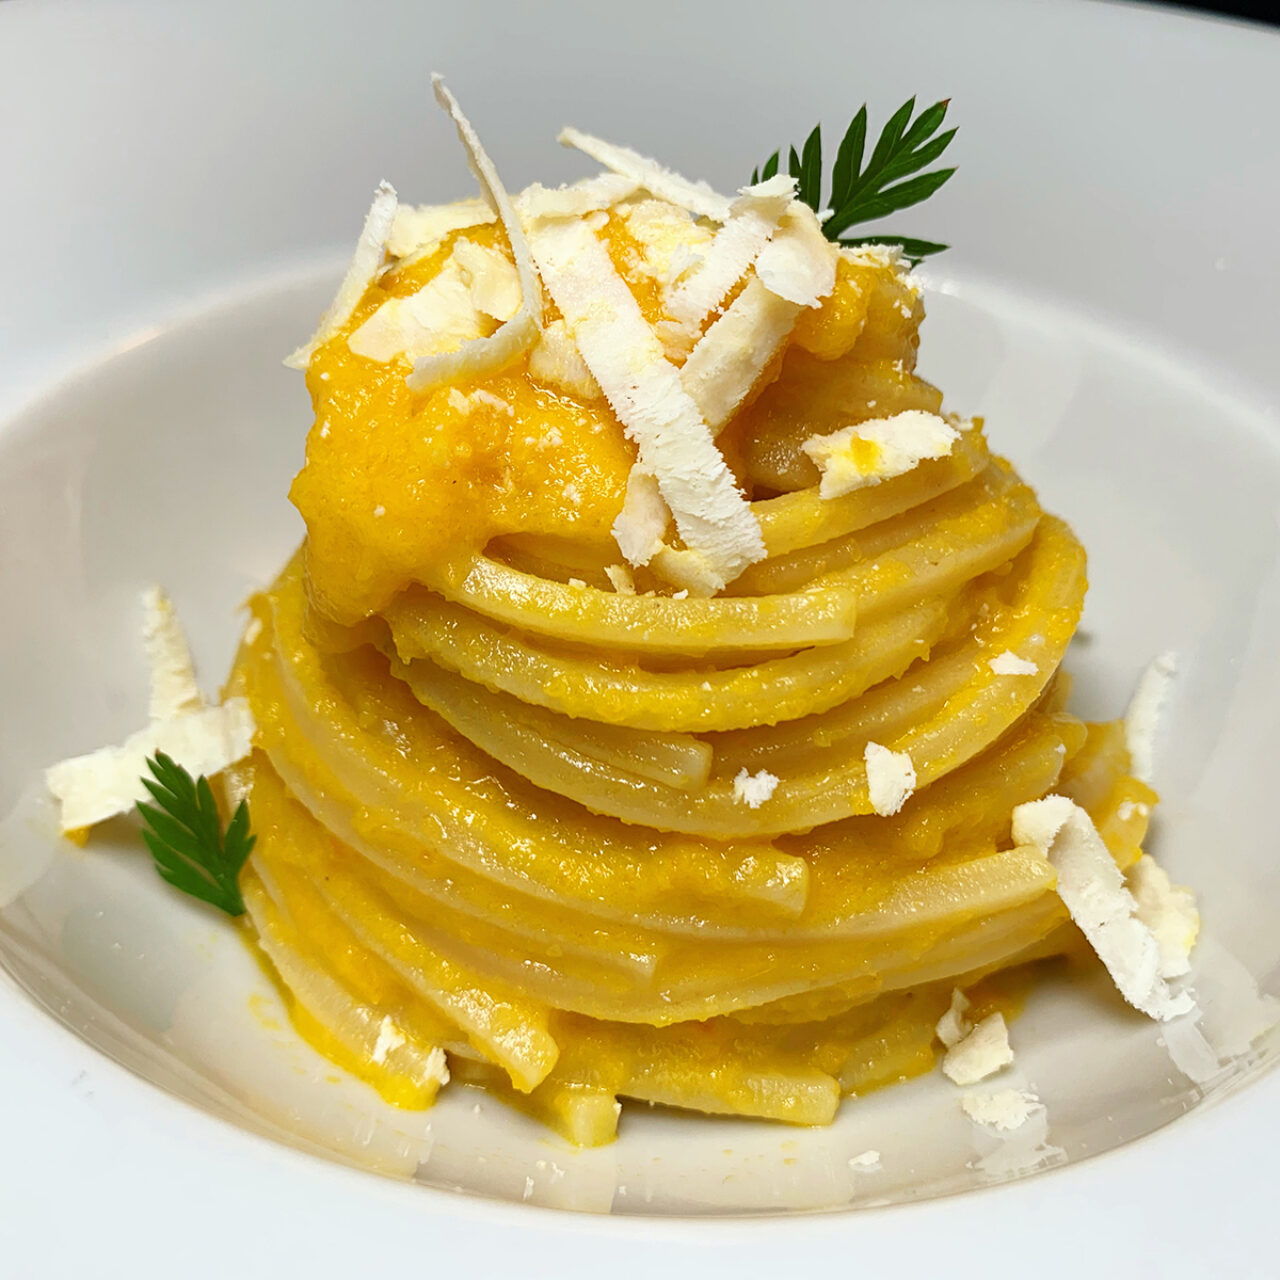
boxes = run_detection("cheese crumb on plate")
[942,1012,1014,1085]
[962,1088,1040,1132]
[1012,796,1195,1021]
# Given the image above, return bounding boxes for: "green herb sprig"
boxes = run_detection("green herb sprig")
[751,97,957,266]
[136,752,254,916]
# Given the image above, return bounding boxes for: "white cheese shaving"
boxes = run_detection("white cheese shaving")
[864,741,916,816]
[285,181,398,369]
[1128,854,1200,980]
[935,988,972,1049]
[1124,650,1177,784]
[527,318,601,400]
[515,173,639,222]
[604,564,636,594]
[1012,796,1196,1021]
[942,1012,1014,1085]
[732,768,779,809]
[451,238,521,322]
[680,278,802,435]
[752,204,837,308]
[46,699,255,833]
[528,216,764,587]
[142,586,203,722]
[558,127,732,221]
[988,650,1039,677]
[648,545,724,597]
[962,1088,1040,1132]
[618,199,713,292]
[847,1149,881,1169]
[665,176,795,332]
[386,198,494,260]
[612,467,670,567]
[802,410,959,500]
[405,77,541,391]
[349,253,488,363]
[370,1014,407,1065]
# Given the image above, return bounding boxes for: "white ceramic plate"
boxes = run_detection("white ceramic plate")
[2,0,1279,1274]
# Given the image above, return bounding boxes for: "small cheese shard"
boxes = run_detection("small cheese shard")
[942,1012,1014,1085]
[451,238,522,322]
[612,468,670,568]
[386,198,495,260]
[558,127,732,221]
[1012,796,1196,1021]
[803,410,960,500]
[285,181,398,369]
[666,176,795,332]
[604,564,636,594]
[753,205,838,308]
[962,1088,1040,1132]
[527,318,601,401]
[680,279,803,436]
[515,173,639,223]
[1125,650,1177,784]
[142,586,203,722]
[370,1014,407,1065]
[864,741,916,816]
[732,768,779,809]
[349,253,488,363]
[619,199,713,293]
[528,216,764,587]
[46,699,255,833]
[936,988,973,1049]
[847,1150,881,1169]
[405,77,541,391]
[1128,854,1200,980]
[989,650,1039,677]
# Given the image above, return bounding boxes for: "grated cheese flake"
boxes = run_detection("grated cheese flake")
[371,1015,407,1064]
[46,699,255,833]
[386,197,495,260]
[405,77,542,391]
[752,204,838,308]
[1012,796,1196,1021]
[680,279,803,436]
[528,318,601,401]
[285,181,398,369]
[1124,650,1177,784]
[349,252,488,364]
[732,768,779,809]
[515,173,640,223]
[451,238,522,322]
[604,564,636,594]
[666,175,795,332]
[989,650,1039,677]
[528,215,764,587]
[1128,854,1200,980]
[803,410,959,500]
[962,1088,1040,1132]
[558,127,732,221]
[942,1012,1014,1085]
[142,586,203,722]
[935,987,972,1049]
[864,741,916,816]
[612,468,670,568]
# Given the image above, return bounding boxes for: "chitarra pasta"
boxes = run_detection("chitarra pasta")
[197,83,1193,1145]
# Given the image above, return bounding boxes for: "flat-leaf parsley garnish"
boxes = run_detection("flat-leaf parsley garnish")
[751,97,957,265]
[136,751,254,916]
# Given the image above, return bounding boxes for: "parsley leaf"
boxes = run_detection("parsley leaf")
[753,97,957,265]
[136,752,254,916]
